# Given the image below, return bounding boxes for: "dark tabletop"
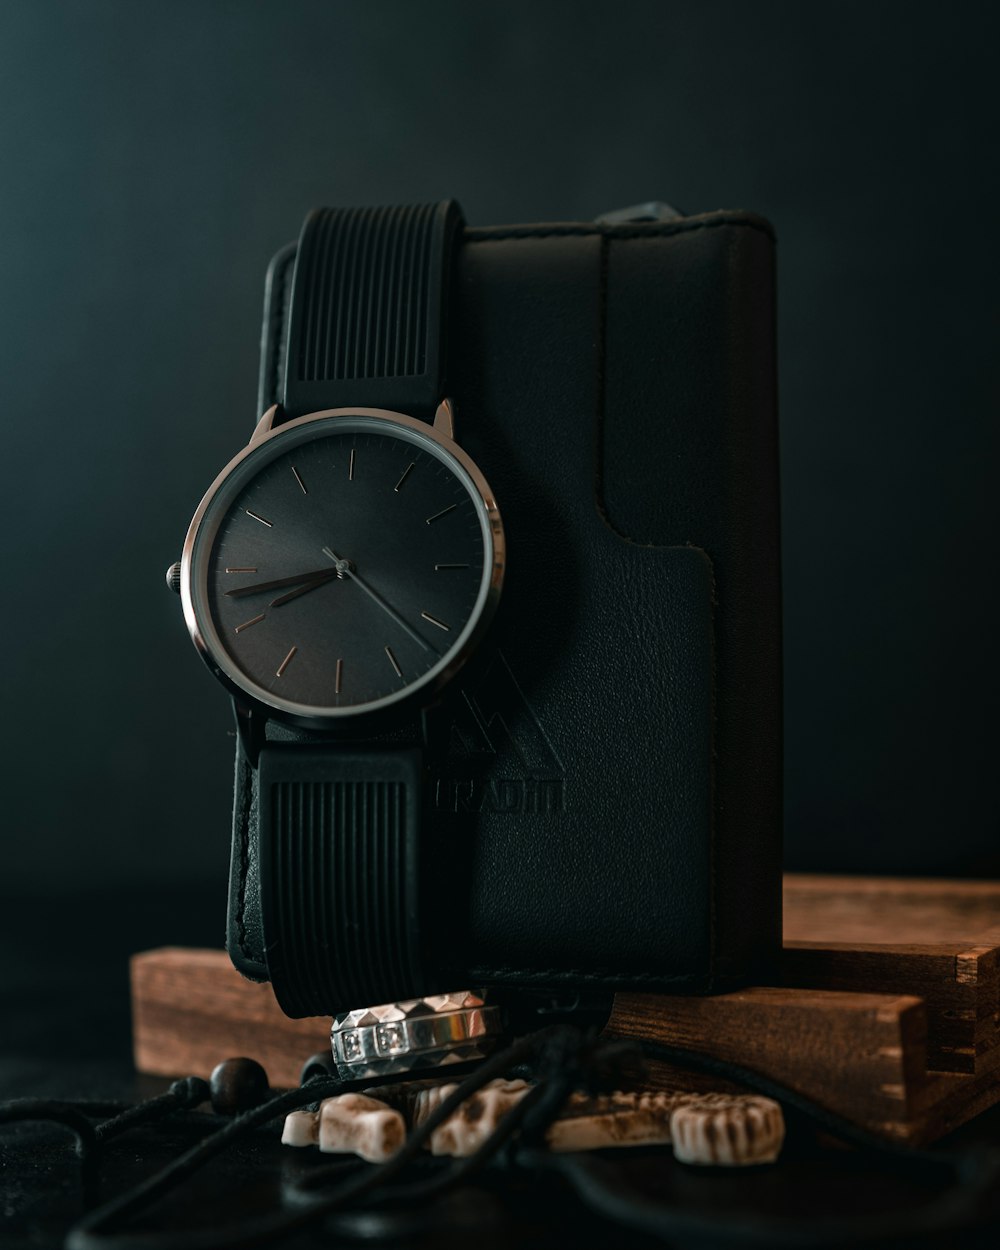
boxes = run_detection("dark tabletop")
[3,888,1000,1250]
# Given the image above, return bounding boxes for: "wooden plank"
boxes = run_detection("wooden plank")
[129,875,1000,1145]
[783,876,1000,1079]
[130,948,329,1088]
[132,946,1000,1144]
[605,988,928,1140]
[781,942,1000,1076]
[784,874,1000,945]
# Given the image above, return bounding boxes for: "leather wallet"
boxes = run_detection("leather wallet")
[228,208,782,1001]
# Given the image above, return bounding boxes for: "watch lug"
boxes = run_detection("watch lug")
[249,404,281,447]
[433,397,456,441]
[233,700,265,768]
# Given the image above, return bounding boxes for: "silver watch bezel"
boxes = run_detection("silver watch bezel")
[181,405,504,728]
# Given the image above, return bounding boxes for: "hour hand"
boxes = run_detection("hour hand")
[268,573,341,607]
[224,568,336,598]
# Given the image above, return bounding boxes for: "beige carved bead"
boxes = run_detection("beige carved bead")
[546,1089,687,1153]
[669,1094,784,1166]
[283,1082,785,1168]
[411,1078,532,1157]
[281,1109,319,1149]
[281,1092,405,1163]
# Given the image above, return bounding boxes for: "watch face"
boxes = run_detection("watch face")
[182,409,503,721]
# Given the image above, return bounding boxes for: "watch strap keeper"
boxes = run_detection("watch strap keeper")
[257,743,426,1017]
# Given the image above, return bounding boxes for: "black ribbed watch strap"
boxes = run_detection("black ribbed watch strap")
[258,745,425,1017]
[281,201,463,420]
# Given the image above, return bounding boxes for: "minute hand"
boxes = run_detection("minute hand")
[322,546,433,654]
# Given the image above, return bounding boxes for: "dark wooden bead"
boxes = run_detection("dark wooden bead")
[209,1057,270,1116]
[299,1051,336,1085]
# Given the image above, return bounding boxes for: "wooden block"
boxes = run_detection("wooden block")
[605,987,929,1140]
[130,948,329,1088]
[784,874,1000,946]
[783,875,1000,1077]
[781,941,999,1076]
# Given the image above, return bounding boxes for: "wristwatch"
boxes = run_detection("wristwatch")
[168,202,505,1021]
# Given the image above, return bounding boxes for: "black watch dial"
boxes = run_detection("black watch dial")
[185,411,502,719]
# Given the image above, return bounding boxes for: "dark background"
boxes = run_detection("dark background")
[0,0,996,914]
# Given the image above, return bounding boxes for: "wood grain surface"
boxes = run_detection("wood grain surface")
[783,874,1000,1077]
[130,947,329,1089]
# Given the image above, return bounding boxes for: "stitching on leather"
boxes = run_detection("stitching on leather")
[592,232,613,536]
[707,560,719,977]
[465,212,774,245]
[553,216,772,548]
[467,966,704,983]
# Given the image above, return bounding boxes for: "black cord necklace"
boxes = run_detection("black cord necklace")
[1,1028,997,1249]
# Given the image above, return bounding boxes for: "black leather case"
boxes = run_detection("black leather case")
[229,209,782,1000]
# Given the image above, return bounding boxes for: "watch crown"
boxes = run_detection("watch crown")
[165,560,182,594]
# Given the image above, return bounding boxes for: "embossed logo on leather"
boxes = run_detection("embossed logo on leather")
[433,651,565,814]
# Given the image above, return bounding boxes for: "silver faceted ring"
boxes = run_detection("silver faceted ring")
[330,990,502,1079]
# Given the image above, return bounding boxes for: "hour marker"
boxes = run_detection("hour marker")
[234,614,265,634]
[276,645,298,677]
[349,448,356,481]
[246,509,272,527]
[394,462,415,492]
[421,611,451,632]
[335,658,343,695]
[291,466,307,494]
[426,503,457,525]
[385,645,402,677]
[434,563,469,571]
[225,567,258,573]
